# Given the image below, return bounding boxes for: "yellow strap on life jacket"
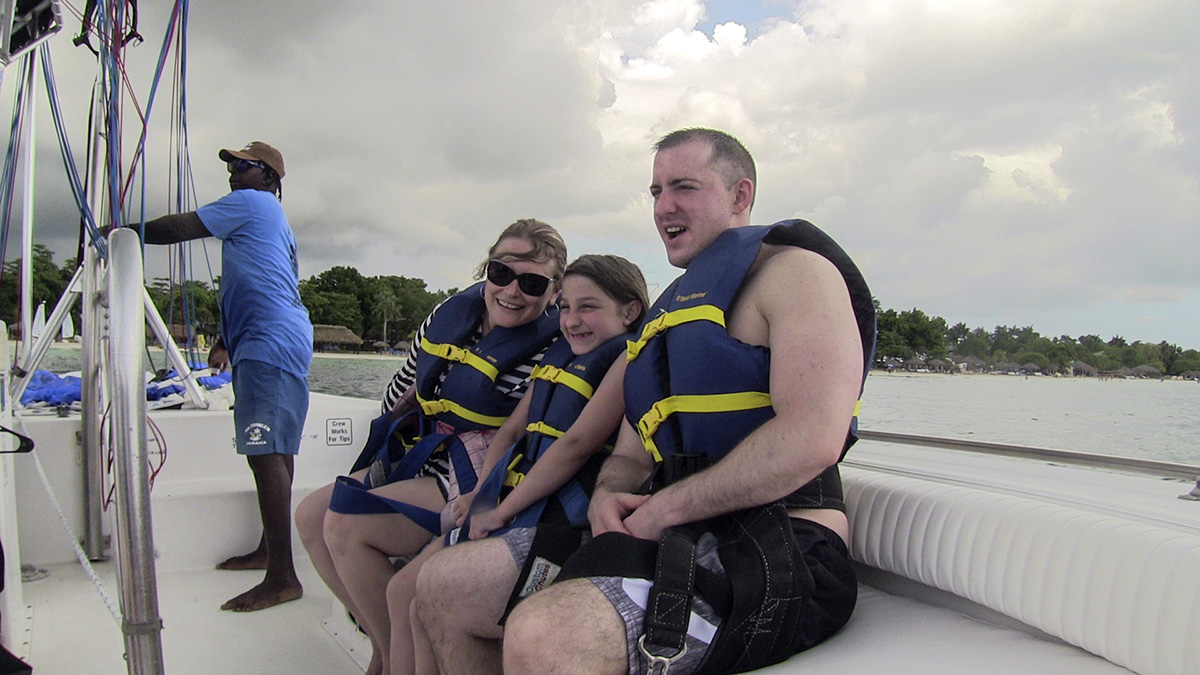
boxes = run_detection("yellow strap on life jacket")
[525,420,566,439]
[503,453,525,488]
[530,364,595,399]
[417,394,509,428]
[626,305,726,361]
[420,336,500,382]
[635,391,773,462]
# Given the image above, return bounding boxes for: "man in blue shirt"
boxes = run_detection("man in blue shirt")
[135,142,313,612]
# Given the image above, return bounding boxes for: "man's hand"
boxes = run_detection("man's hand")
[208,344,230,372]
[619,497,669,541]
[588,488,651,537]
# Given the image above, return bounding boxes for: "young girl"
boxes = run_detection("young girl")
[389,255,648,675]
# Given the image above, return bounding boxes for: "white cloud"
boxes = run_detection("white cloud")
[5,0,1200,347]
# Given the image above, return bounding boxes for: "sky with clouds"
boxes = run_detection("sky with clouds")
[4,0,1200,348]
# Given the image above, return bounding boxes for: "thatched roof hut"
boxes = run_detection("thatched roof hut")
[1071,360,1097,377]
[313,324,362,352]
[1131,364,1162,378]
[955,355,986,372]
[994,361,1020,374]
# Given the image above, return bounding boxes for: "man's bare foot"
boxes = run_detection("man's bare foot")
[216,550,268,571]
[220,579,303,612]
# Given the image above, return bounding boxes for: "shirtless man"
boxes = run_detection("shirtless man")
[415,128,875,674]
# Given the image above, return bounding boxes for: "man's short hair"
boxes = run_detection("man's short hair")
[654,128,756,192]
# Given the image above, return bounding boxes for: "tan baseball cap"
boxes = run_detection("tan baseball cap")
[219,141,285,178]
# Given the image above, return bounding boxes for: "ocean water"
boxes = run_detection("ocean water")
[313,359,1200,466]
[861,372,1200,465]
[22,348,1200,466]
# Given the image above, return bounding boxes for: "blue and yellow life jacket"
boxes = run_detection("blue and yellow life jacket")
[466,334,628,533]
[624,220,876,508]
[415,281,561,432]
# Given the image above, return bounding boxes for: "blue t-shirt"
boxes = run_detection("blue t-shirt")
[197,189,313,377]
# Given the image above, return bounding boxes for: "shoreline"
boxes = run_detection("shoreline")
[16,342,406,362]
[870,369,1199,383]
[17,343,1197,381]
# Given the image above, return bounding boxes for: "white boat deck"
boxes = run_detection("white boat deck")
[5,398,1198,674]
[20,558,363,675]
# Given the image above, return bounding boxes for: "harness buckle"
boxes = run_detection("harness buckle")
[638,635,687,674]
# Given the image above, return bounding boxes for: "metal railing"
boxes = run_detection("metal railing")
[857,428,1200,500]
[106,229,165,673]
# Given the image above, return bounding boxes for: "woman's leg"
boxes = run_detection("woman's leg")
[296,481,356,610]
[325,476,445,675]
[296,468,370,617]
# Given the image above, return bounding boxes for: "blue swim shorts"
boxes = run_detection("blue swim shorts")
[231,359,309,456]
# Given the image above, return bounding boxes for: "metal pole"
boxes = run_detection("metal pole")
[856,428,1200,482]
[17,53,35,366]
[106,229,164,674]
[82,241,106,559]
[82,79,109,560]
[141,288,209,409]
[9,266,81,401]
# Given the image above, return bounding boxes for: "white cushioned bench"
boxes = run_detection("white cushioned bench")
[752,465,1200,675]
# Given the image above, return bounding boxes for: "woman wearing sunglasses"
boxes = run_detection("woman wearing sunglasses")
[296,219,565,675]
[382,254,648,675]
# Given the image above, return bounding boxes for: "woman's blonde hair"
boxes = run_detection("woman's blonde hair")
[474,219,568,285]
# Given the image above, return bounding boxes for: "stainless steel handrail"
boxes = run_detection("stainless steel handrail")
[106,229,165,673]
[857,429,1200,496]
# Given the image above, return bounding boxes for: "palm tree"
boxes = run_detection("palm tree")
[374,289,402,345]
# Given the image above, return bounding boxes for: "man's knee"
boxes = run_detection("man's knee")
[504,580,628,675]
[412,540,507,629]
[504,584,576,672]
[412,546,462,616]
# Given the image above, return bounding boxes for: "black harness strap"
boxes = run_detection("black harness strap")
[642,528,697,657]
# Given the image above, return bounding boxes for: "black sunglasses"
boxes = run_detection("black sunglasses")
[227,158,268,174]
[486,260,553,297]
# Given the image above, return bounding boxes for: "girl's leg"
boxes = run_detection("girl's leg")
[386,538,445,675]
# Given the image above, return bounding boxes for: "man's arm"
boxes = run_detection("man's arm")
[587,419,655,536]
[622,248,864,541]
[137,212,211,245]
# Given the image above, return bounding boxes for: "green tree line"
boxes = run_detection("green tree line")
[5,249,1197,374]
[0,248,451,348]
[875,300,1200,376]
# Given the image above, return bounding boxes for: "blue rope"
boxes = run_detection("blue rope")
[0,55,32,271]
[40,48,108,258]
